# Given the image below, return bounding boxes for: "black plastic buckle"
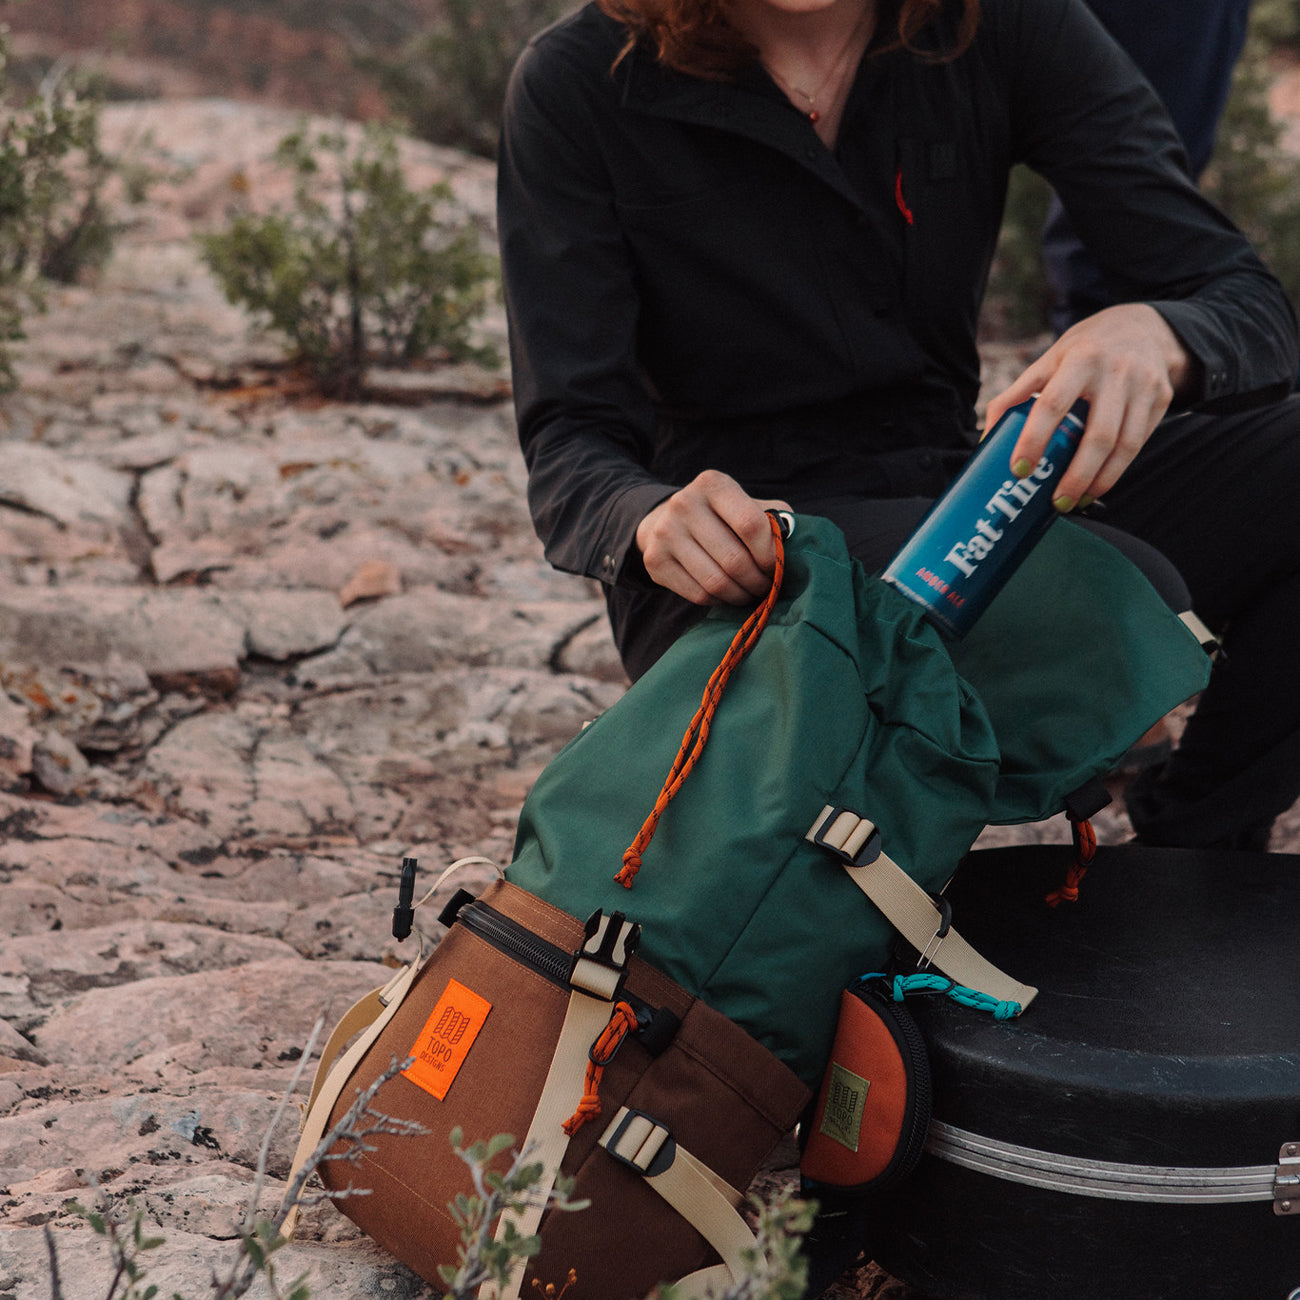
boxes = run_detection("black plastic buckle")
[569,910,641,993]
[603,1109,677,1178]
[810,806,883,867]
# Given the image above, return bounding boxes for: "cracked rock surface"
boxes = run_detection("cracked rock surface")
[0,98,1295,1300]
[0,98,633,1300]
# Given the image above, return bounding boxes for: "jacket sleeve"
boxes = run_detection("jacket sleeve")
[1001,0,1298,411]
[497,33,676,587]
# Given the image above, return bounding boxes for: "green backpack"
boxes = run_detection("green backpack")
[507,513,1210,1086]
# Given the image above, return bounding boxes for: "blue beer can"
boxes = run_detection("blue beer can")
[881,397,1089,637]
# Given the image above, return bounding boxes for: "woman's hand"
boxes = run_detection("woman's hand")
[984,303,1196,511]
[635,469,791,605]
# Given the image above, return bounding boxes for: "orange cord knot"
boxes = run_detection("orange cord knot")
[1045,868,1084,907]
[560,1000,639,1136]
[1045,816,1097,907]
[613,851,641,889]
[560,1095,602,1136]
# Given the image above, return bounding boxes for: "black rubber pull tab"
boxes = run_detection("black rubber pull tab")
[1063,776,1111,822]
[392,856,418,941]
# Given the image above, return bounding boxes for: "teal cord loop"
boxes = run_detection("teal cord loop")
[861,971,1021,1021]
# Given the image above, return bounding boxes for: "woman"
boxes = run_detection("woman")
[497,0,1300,850]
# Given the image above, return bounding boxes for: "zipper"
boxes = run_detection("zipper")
[451,897,682,1055]
[455,898,572,988]
[877,992,933,1182]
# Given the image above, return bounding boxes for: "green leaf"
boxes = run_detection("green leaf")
[486,1132,515,1159]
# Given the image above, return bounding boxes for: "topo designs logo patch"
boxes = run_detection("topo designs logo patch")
[403,979,492,1100]
[819,1062,870,1152]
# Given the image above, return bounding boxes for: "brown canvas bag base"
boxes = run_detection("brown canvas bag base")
[295,880,810,1300]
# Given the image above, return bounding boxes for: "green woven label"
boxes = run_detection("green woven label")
[819,1063,869,1152]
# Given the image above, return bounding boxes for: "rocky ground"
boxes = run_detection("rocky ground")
[0,99,1295,1300]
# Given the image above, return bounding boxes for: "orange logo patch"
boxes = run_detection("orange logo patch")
[403,979,491,1100]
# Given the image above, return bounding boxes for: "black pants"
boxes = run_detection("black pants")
[607,396,1300,848]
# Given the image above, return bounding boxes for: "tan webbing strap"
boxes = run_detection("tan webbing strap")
[281,952,424,1237]
[598,1107,756,1284]
[480,988,617,1300]
[807,807,1038,1010]
[845,852,1038,1008]
[304,967,408,1115]
[672,1265,736,1299]
[483,912,641,1300]
[1179,609,1220,659]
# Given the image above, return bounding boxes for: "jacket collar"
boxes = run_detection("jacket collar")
[617,46,874,215]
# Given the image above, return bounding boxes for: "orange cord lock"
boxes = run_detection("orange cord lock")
[1045,815,1097,907]
[561,1000,639,1136]
[615,513,787,889]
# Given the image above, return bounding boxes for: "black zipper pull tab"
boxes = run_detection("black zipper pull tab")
[392,856,418,941]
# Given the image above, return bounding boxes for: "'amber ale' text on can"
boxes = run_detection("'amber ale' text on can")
[881,397,1089,637]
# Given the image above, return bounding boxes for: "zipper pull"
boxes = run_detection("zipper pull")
[392,856,418,941]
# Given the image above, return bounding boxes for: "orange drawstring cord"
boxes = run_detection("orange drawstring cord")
[1045,814,1097,907]
[561,1000,639,1136]
[614,513,787,889]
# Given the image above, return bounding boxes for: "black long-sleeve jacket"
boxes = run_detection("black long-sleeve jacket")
[497,0,1299,591]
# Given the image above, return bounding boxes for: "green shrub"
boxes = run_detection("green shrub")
[0,27,122,388]
[1252,0,1300,49]
[360,0,572,158]
[652,1194,815,1300]
[199,123,498,400]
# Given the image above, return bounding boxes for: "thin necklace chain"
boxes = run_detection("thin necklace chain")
[762,17,870,124]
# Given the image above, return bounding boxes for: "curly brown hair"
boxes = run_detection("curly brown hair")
[597,0,981,77]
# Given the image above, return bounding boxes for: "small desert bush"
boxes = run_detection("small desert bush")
[198,123,498,400]
[359,0,573,159]
[0,25,128,388]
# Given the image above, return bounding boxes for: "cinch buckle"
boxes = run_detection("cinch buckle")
[601,1108,677,1178]
[809,806,883,867]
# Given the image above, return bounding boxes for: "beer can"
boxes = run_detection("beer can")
[881,397,1089,637]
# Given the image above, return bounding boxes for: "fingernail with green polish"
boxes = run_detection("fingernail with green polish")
[1012,457,1033,478]
[1053,495,1076,513]
[1078,495,1095,511]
